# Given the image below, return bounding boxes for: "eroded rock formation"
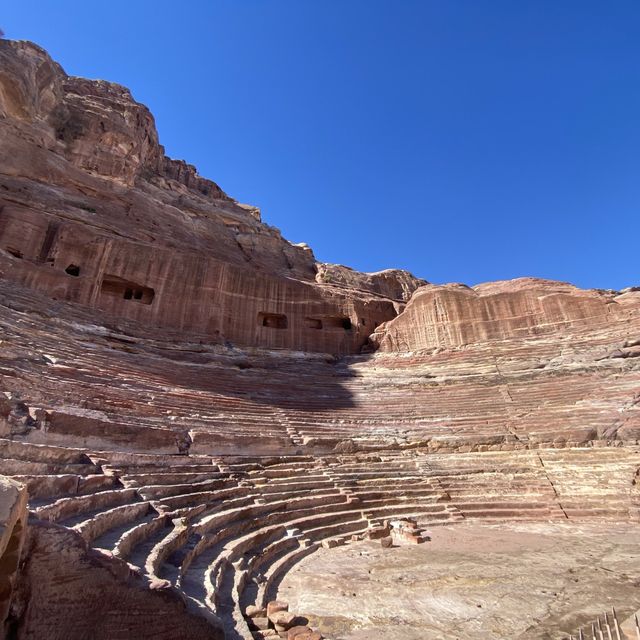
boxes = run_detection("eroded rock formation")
[370,278,638,353]
[0,39,425,356]
[1,38,640,640]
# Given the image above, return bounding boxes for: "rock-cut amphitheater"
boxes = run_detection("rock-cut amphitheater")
[0,39,639,640]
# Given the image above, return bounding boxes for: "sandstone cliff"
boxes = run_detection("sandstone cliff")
[370,278,640,353]
[1,38,640,640]
[0,39,424,355]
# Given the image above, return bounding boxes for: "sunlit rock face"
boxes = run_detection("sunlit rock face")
[1,38,640,640]
[0,39,424,356]
[370,278,639,353]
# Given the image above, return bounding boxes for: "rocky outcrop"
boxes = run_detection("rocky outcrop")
[370,278,640,353]
[0,40,225,195]
[315,264,427,302]
[0,476,27,637]
[0,39,419,355]
[9,520,222,639]
[2,38,640,640]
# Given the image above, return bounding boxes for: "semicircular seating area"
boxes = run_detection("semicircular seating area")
[1,285,640,638]
[3,436,639,639]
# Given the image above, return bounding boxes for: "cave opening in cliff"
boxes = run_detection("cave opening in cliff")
[6,248,23,259]
[323,316,353,330]
[100,275,155,305]
[258,312,288,329]
[65,264,80,277]
[304,318,323,329]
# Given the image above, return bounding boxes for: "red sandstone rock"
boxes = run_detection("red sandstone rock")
[246,604,267,618]
[0,39,416,356]
[11,521,223,639]
[266,600,289,617]
[270,609,297,631]
[288,626,314,639]
[0,37,639,640]
[370,279,638,353]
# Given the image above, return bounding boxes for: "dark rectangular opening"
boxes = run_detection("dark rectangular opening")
[304,317,323,329]
[258,312,288,329]
[323,316,353,330]
[65,264,80,277]
[101,275,155,305]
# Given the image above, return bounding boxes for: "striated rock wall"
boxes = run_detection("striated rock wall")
[0,203,397,354]
[0,39,418,355]
[9,520,223,639]
[0,476,27,637]
[370,278,640,353]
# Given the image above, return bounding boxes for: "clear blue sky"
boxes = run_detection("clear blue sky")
[3,1,639,289]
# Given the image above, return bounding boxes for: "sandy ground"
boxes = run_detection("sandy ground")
[277,522,640,640]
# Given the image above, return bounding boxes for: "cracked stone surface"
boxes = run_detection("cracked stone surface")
[279,522,640,640]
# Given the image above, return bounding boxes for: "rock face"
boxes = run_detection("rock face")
[315,264,427,303]
[0,476,27,637]
[10,521,222,640]
[1,39,640,640]
[370,278,638,352]
[0,39,419,355]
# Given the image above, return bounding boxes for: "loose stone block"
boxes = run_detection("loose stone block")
[266,600,289,617]
[287,626,314,639]
[270,610,297,631]
[246,605,267,619]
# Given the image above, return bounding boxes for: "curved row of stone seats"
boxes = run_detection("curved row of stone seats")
[191,511,365,638]
[152,488,256,518]
[416,448,640,521]
[32,488,141,525]
[174,494,355,581]
[540,448,640,520]
[129,460,366,636]
[5,284,639,457]
[0,439,120,506]
[20,345,640,455]
[105,482,364,639]
[9,472,118,503]
[2,419,638,639]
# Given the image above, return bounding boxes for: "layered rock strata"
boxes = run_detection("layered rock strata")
[0,476,27,636]
[0,38,639,640]
[0,39,424,355]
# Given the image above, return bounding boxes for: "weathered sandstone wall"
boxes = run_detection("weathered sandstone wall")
[0,39,425,355]
[371,279,640,353]
[9,520,223,639]
[0,476,27,637]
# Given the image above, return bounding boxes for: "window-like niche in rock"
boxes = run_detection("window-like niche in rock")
[100,275,155,305]
[65,264,80,277]
[323,316,353,331]
[304,317,323,329]
[258,312,288,329]
[6,248,22,259]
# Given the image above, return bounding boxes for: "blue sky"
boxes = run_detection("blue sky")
[3,1,639,289]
